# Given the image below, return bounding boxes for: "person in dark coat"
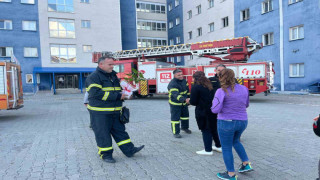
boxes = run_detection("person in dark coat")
[190,71,221,155]
[313,115,320,180]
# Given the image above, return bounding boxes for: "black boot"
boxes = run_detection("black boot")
[173,134,182,138]
[103,156,116,163]
[181,129,192,134]
[127,145,145,157]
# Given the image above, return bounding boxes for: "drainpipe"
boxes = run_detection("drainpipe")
[279,0,284,91]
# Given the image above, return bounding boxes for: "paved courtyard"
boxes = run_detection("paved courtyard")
[0,93,319,180]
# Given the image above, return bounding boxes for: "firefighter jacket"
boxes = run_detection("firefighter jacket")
[167,78,190,106]
[85,67,122,114]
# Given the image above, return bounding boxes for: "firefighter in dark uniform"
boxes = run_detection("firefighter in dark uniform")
[167,69,192,138]
[209,64,226,92]
[85,55,144,163]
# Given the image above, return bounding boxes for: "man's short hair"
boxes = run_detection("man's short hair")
[215,64,226,70]
[98,54,114,64]
[173,69,182,74]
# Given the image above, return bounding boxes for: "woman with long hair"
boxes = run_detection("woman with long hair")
[190,71,221,155]
[211,69,253,180]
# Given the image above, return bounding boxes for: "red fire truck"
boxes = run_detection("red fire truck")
[92,37,274,97]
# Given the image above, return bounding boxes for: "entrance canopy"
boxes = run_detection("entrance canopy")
[33,67,96,94]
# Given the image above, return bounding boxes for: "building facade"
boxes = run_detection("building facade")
[234,0,320,91]
[183,0,235,66]
[36,0,122,92]
[167,0,184,65]
[0,0,41,93]
[121,0,168,56]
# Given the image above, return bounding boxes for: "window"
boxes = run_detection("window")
[209,0,214,8]
[289,63,304,77]
[80,0,89,3]
[168,3,172,11]
[137,38,167,48]
[209,23,214,32]
[22,21,36,31]
[114,64,124,73]
[222,17,228,27]
[0,47,13,57]
[169,39,174,45]
[26,74,33,84]
[137,2,165,14]
[289,0,303,4]
[176,17,180,25]
[187,10,192,19]
[176,36,181,44]
[24,47,38,57]
[21,0,35,4]
[262,32,274,46]
[48,0,74,13]
[83,45,92,53]
[177,56,181,63]
[188,31,192,39]
[290,25,304,40]
[0,20,12,30]
[169,21,173,29]
[240,9,250,21]
[262,0,273,14]
[175,0,179,7]
[0,0,11,2]
[197,27,202,36]
[197,5,201,14]
[137,21,166,31]
[49,18,75,38]
[81,20,91,28]
[50,44,76,63]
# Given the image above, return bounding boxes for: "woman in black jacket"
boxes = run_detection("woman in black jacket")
[190,71,221,155]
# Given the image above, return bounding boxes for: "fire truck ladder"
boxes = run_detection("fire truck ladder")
[94,36,262,63]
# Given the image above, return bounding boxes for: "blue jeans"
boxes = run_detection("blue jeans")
[217,120,249,172]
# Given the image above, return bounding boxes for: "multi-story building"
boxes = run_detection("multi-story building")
[183,0,234,66]
[234,0,320,91]
[121,0,168,59]
[0,0,41,93]
[167,0,184,65]
[36,0,122,92]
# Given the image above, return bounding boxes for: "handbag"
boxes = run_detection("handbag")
[120,106,130,124]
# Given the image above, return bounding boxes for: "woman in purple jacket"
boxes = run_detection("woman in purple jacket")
[211,69,253,180]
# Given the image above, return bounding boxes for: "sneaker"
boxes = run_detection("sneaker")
[238,162,253,173]
[212,146,222,153]
[173,134,182,138]
[196,149,213,155]
[217,171,237,180]
[103,156,116,163]
[181,128,192,134]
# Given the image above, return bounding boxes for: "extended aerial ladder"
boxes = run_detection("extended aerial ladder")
[92,36,262,63]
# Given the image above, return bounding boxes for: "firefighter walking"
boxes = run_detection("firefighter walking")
[85,55,144,163]
[167,69,192,138]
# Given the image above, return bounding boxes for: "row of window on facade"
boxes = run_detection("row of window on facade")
[0,44,92,63]
[137,20,166,32]
[241,0,303,22]
[48,0,90,13]
[262,25,304,46]
[186,0,217,20]
[137,38,167,48]
[168,0,180,11]
[0,18,91,36]
[136,2,166,14]
[186,18,228,40]
[0,0,35,4]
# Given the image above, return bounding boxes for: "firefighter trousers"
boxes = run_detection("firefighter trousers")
[90,112,135,159]
[170,105,189,134]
